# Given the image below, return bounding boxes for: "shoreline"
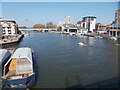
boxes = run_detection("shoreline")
[0,34,24,45]
[1,30,119,46]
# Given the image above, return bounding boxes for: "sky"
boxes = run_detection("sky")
[1,2,118,27]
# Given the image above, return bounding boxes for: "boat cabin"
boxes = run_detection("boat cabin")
[3,48,34,80]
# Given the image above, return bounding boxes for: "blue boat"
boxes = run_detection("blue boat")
[0,49,11,76]
[0,49,11,88]
[0,49,11,65]
[2,47,35,88]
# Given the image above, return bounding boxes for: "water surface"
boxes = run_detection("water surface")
[2,31,118,88]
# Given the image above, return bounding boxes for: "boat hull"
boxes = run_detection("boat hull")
[3,73,35,88]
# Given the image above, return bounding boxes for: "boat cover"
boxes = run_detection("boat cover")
[4,47,33,74]
[5,47,33,66]
[0,49,11,65]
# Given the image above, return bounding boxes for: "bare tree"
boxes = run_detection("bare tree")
[46,22,56,28]
[33,24,45,28]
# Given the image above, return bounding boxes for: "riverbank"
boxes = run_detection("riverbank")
[33,30,120,40]
[60,32,120,40]
[0,34,24,45]
[87,33,120,39]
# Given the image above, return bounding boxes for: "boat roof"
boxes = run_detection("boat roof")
[0,49,11,64]
[5,47,33,66]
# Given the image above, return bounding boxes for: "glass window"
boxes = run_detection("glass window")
[91,18,94,21]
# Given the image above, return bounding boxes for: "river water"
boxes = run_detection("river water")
[2,31,119,88]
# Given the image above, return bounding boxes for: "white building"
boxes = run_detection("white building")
[0,20,19,36]
[58,16,76,32]
[77,16,96,33]
[0,23,2,38]
[108,10,120,37]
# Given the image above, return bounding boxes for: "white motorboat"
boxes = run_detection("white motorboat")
[78,42,86,46]
[69,33,76,35]
[109,37,117,40]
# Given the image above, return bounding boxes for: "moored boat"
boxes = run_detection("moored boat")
[0,49,11,75]
[0,49,11,66]
[75,33,82,36]
[2,47,35,88]
[78,42,87,46]
[109,37,117,40]
[69,32,76,35]
[0,49,11,88]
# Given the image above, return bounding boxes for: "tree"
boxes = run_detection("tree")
[57,26,62,31]
[33,24,45,28]
[46,22,56,28]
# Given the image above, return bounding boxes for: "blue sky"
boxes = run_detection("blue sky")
[2,2,118,27]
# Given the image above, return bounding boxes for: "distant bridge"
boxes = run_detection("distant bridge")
[18,28,57,31]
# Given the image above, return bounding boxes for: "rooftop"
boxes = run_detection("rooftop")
[108,24,120,29]
[0,19,16,23]
[83,16,96,19]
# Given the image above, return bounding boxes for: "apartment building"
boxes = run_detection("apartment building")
[77,16,96,33]
[108,9,120,37]
[0,20,19,36]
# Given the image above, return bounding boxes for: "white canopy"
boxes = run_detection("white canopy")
[4,47,34,74]
[5,47,33,66]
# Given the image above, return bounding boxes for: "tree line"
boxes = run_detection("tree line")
[33,22,57,28]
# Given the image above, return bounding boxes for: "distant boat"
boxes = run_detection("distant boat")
[69,33,76,35]
[2,47,35,88]
[94,36,103,38]
[76,33,82,36]
[98,36,103,38]
[61,32,69,34]
[78,42,86,46]
[24,33,30,36]
[109,37,117,40]
[116,44,120,46]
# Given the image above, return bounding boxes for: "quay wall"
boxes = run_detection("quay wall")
[0,34,24,45]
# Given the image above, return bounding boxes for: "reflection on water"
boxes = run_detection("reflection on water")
[2,31,118,88]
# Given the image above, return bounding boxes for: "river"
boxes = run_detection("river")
[2,31,119,88]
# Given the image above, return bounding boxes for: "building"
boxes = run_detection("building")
[77,16,96,33]
[95,23,101,32]
[58,16,77,33]
[115,10,120,24]
[108,9,120,37]
[0,20,19,36]
[0,23,2,39]
[95,23,111,33]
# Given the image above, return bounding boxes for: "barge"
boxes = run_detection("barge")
[2,47,35,88]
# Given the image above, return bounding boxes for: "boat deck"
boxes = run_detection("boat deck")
[3,70,16,79]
